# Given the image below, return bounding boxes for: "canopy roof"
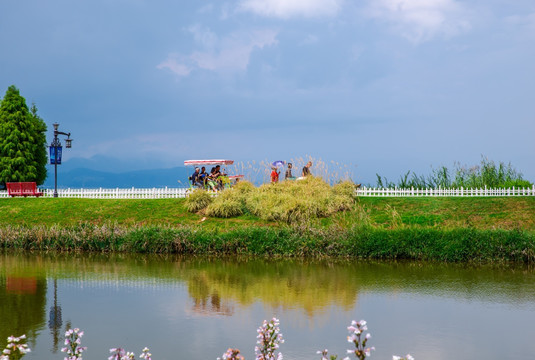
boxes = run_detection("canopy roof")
[184,159,235,166]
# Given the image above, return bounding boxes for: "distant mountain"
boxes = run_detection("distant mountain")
[43,166,190,189]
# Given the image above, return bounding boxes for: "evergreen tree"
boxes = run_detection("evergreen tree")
[0,85,48,187]
[30,103,48,185]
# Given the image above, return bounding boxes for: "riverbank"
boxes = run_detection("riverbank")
[0,224,533,262]
[1,197,534,262]
[1,196,534,229]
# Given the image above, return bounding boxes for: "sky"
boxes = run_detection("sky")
[1,0,534,184]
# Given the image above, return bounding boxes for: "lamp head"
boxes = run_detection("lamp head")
[65,138,72,148]
[53,123,59,131]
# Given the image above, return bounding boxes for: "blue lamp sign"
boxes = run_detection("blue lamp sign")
[49,145,62,165]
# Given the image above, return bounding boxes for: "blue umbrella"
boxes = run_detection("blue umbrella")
[272,160,285,168]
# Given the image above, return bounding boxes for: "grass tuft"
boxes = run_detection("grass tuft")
[184,189,213,213]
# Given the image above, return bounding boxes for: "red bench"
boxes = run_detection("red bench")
[6,182,44,197]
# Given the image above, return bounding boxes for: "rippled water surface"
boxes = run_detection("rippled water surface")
[1,252,534,360]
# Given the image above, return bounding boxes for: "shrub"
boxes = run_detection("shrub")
[185,177,356,223]
[244,177,355,223]
[206,190,245,218]
[184,189,213,213]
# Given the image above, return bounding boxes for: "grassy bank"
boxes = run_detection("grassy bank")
[0,224,533,262]
[1,196,534,230]
[1,187,534,262]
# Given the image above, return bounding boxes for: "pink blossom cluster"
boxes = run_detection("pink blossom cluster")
[108,346,152,360]
[255,317,284,360]
[392,355,414,360]
[61,328,87,360]
[0,335,30,360]
[217,348,245,360]
[346,320,375,360]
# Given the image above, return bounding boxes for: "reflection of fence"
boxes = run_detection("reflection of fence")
[1,186,534,199]
[356,186,535,197]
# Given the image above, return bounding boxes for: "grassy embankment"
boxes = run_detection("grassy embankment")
[0,178,534,262]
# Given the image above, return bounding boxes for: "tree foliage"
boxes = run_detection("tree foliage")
[0,85,48,186]
[29,103,48,185]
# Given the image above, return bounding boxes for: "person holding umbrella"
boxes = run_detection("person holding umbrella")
[271,166,280,183]
[271,160,285,183]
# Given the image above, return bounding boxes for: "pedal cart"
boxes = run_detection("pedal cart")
[184,159,244,191]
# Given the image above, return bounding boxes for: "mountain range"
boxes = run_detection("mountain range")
[42,156,190,188]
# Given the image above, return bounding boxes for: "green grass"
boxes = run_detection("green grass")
[1,192,534,262]
[0,196,534,231]
[0,224,533,263]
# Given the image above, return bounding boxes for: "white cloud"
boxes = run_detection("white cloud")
[157,28,278,77]
[299,34,319,45]
[197,3,214,14]
[237,0,343,19]
[366,0,471,43]
[505,12,535,34]
[156,55,192,76]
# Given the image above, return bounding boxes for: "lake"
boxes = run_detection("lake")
[1,252,534,360]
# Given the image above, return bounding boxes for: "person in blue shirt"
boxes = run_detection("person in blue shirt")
[191,167,202,187]
[198,166,208,187]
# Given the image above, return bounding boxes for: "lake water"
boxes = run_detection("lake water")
[1,252,534,360]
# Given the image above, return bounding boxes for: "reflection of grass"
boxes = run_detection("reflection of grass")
[3,253,535,319]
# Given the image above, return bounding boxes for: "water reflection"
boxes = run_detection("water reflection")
[0,256,47,351]
[1,252,534,360]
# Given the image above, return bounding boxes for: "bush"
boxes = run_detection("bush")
[245,177,355,223]
[206,189,245,218]
[184,189,213,213]
[188,177,356,223]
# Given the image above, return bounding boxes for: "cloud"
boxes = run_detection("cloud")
[299,34,319,45]
[504,12,535,34]
[366,0,471,43]
[156,55,192,76]
[157,27,278,76]
[237,0,343,19]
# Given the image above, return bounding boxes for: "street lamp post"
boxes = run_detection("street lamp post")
[50,123,72,198]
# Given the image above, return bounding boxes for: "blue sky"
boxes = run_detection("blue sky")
[1,0,534,184]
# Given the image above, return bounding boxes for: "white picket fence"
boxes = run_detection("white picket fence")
[0,186,534,199]
[0,187,189,199]
[356,186,535,197]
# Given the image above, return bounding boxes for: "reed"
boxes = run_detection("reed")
[192,177,357,223]
[0,224,533,262]
[376,157,533,189]
[234,156,356,185]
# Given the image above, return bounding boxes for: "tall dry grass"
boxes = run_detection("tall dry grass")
[191,177,357,223]
[184,189,213,213]
[234,156,356,185]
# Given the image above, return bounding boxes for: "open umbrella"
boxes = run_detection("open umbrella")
[272,160,285,168]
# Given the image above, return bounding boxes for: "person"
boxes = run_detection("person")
[190,167,202,187]
[302,161,312,177]
[214,165,228,189]
[271,166,280,183]
[207,167,219,191]
[285,163,296,180]
[198,166,208,187]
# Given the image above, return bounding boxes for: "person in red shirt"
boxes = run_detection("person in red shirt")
[271,167,280,183]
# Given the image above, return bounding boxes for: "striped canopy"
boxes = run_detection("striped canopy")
[184,159,235,166]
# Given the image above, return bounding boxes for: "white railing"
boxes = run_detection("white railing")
[356,186,535,197]
[0,186,534,199]
[0,187,189,199]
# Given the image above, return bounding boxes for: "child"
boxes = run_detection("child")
[271,167,280,183]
